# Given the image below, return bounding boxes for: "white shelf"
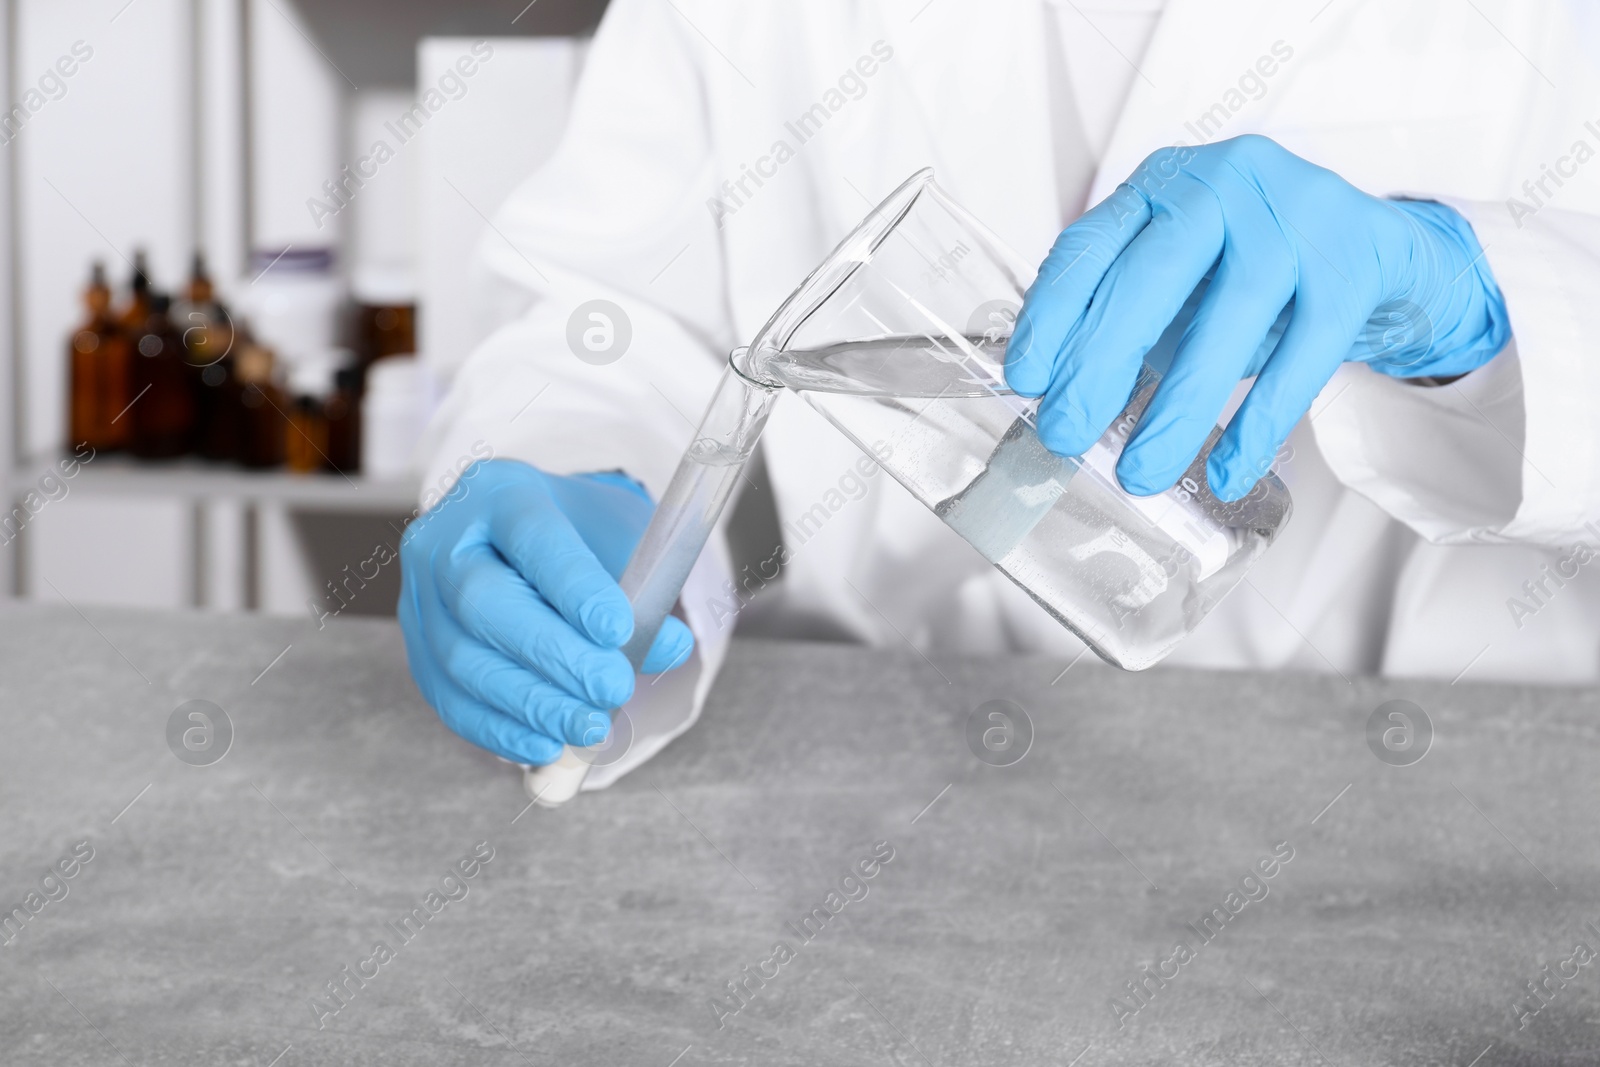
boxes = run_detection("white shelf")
[9,453,422,614]
[13,453,420,513]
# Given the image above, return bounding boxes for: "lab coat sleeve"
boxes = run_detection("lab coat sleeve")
[416,0,742,787]
[1309,202,1600,547]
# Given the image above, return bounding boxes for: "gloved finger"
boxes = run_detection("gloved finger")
[639,615,696,675]
[1116,196,1296,495]
[487,487,635,648]
[545,471,654,575]
[430,669,567,766]
[405,589,568,764]
[438,541,634,709]
[1207,293,1360,501]
[438,626,616,745]
[396,569,445,709]
[1036,173,1224,458]
[1005,183,1151,397]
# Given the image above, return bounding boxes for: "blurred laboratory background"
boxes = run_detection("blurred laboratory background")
[0,0,605,618]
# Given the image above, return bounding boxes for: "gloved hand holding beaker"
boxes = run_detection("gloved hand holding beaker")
[1006,134,1512,502]
[398,459,694,766]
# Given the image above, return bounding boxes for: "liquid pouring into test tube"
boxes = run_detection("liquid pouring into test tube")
[524,168,1293,808]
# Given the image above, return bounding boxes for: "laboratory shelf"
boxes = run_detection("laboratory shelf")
[6,454,421,614]
[10,453,421,512]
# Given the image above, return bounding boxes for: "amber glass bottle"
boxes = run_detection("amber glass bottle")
[286,395,328,474]
[194,354,241,461]
[324,365,362,473]
[119,249,152,334]
[175,252,234,365]
[235,339,287,468]
[129,294,195,458]
[179,252,240,461]
[67,262,132,451]
[180,251,212,305]
[357,302,415,364]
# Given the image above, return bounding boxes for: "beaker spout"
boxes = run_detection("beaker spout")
[729,344,785,390]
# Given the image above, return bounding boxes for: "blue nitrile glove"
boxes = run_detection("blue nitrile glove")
[1006,134,1511,501]
[398,459,694,766]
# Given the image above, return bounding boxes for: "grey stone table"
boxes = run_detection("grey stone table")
[3,604,1600,1066]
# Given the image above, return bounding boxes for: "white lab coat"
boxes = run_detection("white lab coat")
[419,0,1600,785]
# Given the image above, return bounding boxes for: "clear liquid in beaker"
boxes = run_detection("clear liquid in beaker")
[761,339,1289,669]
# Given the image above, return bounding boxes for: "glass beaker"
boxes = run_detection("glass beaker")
[734,167,1292,671]
[526,168,1293,807]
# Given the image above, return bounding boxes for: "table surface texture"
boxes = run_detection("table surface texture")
[2,604,1598,1066]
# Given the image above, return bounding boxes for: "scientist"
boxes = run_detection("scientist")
[399,0,1600,784]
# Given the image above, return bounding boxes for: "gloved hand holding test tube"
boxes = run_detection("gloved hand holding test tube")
[523,363,779,807]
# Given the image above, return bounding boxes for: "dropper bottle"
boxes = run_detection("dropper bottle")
[119,249,152,334]
[67,261,132,451]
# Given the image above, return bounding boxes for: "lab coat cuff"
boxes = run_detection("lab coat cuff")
[580,526,736,789]
[1445,198,1600,541]
[1311,198,1600,545]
